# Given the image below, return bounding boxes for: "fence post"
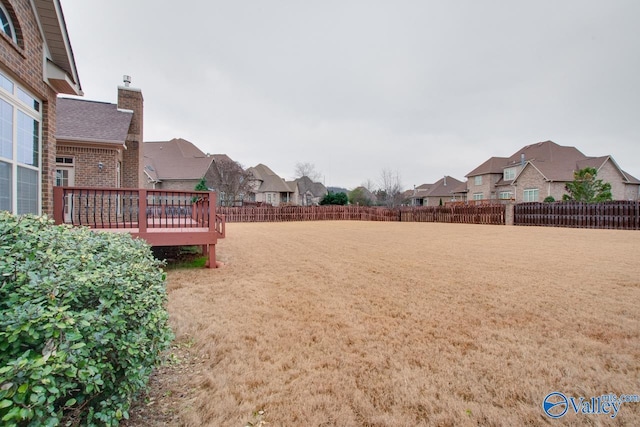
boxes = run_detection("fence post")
[504,203,514,225]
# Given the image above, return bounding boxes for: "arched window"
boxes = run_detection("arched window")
[0,3,16,43]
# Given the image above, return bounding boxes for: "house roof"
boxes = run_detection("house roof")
[466,157,509,177]
[468,140,640,185]
[413,176,464,199]
[509,141,588,182]
[56,98,132,145]
[248,164,293,193]
[143,138,214,181]
[292,176,327,197]
[36,1,82,95]
[426,176,464,197]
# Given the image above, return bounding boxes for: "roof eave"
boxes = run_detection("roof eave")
[46,60,81,95]
[34,0,82,96]
[56,136,126,148]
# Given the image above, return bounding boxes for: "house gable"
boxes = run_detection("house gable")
[33,1,82,95]
[0,0,81,215]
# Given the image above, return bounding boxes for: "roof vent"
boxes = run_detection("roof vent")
[123,75,131,87]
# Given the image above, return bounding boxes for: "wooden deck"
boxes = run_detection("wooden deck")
[53,187,226,267]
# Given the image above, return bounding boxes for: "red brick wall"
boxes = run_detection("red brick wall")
[56,145,121,188]
[0,0,67,215]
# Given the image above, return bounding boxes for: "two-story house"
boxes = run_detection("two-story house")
[466,140,640,203]
[0,0,81,215]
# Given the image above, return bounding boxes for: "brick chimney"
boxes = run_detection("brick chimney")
[117,75,144,188]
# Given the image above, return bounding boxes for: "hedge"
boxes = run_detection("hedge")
[0,213,173,426]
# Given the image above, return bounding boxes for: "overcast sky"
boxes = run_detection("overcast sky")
[61,0,640,190]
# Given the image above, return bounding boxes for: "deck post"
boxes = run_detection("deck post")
[53,187,64,224]
[139,189,147,233]
[205,244,216,268]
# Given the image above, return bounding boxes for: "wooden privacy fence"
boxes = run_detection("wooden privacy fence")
[217,205,505,225]
[514,201,640,230]
[399,205,505,224]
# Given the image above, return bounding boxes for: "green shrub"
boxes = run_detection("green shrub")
[0,213,173,426]
[320,192,348,205]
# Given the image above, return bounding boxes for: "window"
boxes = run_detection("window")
[474,176,482,185]
[473,193,483,200]
[499,191,513,200]
[0,3,16,43]
[523,188,539,202]
[504,167,516,181]
[0,71,42,214]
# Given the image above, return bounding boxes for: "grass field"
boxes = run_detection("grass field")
[127,222,640,426]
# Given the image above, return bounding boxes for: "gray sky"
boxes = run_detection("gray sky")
[61,0,640,190]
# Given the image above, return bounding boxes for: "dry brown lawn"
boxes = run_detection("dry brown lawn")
[127,222,640,426]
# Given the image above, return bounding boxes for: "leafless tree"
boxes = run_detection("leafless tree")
[361,178,376,193]
[378,168,404,207]
[208,156,255,206]
[294,162,322,182]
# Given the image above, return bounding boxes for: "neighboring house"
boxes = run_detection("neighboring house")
[411,176,465,206]
[465,140,640,203]
[56,81,144,190]
[143,138,217,191]
[288,175,327,206]
[0,0,82,215]
[247,163,294,206]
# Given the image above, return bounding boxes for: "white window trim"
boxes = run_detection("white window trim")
[504,167,516,181]
[0,3,17,44]
[523,188,539,202]
[474,175,482,185]
[0,71,42,215]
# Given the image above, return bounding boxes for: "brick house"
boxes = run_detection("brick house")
[410,176,465,206]
[55,81,144,190]
[465,140,640,203]
[286,175,328,206]
[143,138,218,191]
[0,0,82,215]
[247,163,294,206]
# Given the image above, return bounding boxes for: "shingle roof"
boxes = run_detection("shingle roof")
[510,141,588,182]
[426,176,464,197]
[56,98,132,144]
[143,138,214,180]
[293,176,327,197]
[466,157,509,177]
[469,140,638,185]
[248,164,293,192]
[413,176,464,198]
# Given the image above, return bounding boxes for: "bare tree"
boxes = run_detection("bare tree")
[208,156,255,206]
[379,168,403,207]
[361,178,376,193]
[294,162,322,182]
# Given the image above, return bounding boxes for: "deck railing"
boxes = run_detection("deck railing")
[53,187,225,237]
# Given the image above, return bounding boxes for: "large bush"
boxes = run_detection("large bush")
[0,213,173,426]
